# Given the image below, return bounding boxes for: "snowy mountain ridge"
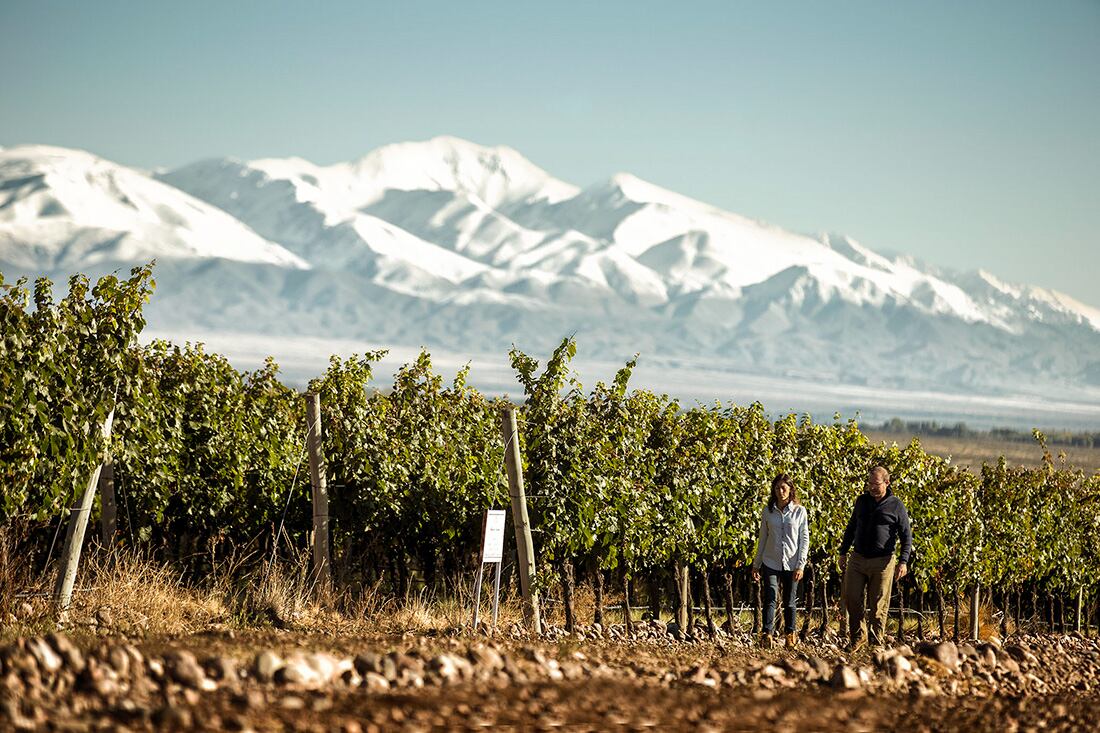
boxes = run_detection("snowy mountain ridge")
[2,137,1099,398]
[0,145,308,271]
[157,136,1098,335]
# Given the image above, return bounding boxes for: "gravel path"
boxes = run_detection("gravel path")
[4,627,1099,731]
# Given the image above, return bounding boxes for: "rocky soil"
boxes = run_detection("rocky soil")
[3,620,1099,731]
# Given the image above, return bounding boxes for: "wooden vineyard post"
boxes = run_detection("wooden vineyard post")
[304,393,331,590]
[675,562,690,630]
[54,408,115,611]
[971,583,981,640]
[500,405,540,634]
[896,579,907,642]
[98,462,117,547]
[1076,586,1083,634]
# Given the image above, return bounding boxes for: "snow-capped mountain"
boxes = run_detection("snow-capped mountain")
[2,138,1099,400]
[0,146,308,271]
[157,139,1099,335]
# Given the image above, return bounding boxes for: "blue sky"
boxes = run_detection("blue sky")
[2,1,1097,303]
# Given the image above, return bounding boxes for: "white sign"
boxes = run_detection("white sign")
[481,510,507,563]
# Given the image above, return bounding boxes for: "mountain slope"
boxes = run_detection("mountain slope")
[3,139,1099,401]
[159,138,1100,337]
[0,145,307,271]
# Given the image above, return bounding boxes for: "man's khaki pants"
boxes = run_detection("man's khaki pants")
[843,552,896,644]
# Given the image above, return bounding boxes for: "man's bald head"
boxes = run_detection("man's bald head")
[867,466,890,499]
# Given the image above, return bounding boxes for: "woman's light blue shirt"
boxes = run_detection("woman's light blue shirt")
[752,502,809,572]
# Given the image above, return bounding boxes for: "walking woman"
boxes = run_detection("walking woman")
[751,473,809,648]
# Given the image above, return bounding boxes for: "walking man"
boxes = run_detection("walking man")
[838,465,912,649]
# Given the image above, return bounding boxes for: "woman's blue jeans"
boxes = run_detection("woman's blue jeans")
[762,565,798,634]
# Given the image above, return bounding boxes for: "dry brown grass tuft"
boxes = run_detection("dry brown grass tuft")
[0,528,24,619]
[69,549,229,634]
[231,558,314,628]
[3,536,590,640]
[976,598,1004,640]
[943,595,999,641]
[0,524,56,638]
[330,577,527,635]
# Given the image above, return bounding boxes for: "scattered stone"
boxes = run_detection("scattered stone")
[543,657,564,681]
[873,647,901,668]
[106,646,131,678]
[224,714,253,732]
[275,653,322,687]
[306,652,346,684]
[918,641,960,670]
[45,634,83,672]
[467,645,504,672]
[687,665,718,688]
[363,672,390,692]
[391,652,425,686]
[26,638,62,676]
[146,658,165,681]
[206,656,239,685]
[77,659,120,697]
[6,631,1100,730]
[279,695,306,710]
[253,651,283,682]
[806,656,832,681]
[94,608,114,629]
[354,652,382,676]
[230,689,266,710]
[429,654,462,682]
[166,651,207,690]
[887,655,913,682]
[831,664,861,690]
[1005,645,1039,666]
[560,661,585,680]
[762,664,785,678]
[154,704,192,729]
[380,655,398,682]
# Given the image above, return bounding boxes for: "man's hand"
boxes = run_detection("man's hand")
[838,555,847,572]
[792,568,804,582]
[751,568,761,582]
[895,563,908,581]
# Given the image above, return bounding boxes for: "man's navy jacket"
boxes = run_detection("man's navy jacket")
[839,488,913,564]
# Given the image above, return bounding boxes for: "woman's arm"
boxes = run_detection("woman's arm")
[796,506,809,571]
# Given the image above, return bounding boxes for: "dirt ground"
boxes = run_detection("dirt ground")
[4,624,1099,732]
[147,675,1100,732]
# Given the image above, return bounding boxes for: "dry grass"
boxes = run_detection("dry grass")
[0,527,50,636]
[889,592,1002,642]
[1,540,1020,644]
[1,548,226,640]
[2,545,528,640]
[72,549,536,638]
[231,559,313,628]
[328,574,529,635]
[69,550,230,634]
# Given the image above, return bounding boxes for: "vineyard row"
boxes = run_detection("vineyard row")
[2,267,1099,634]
